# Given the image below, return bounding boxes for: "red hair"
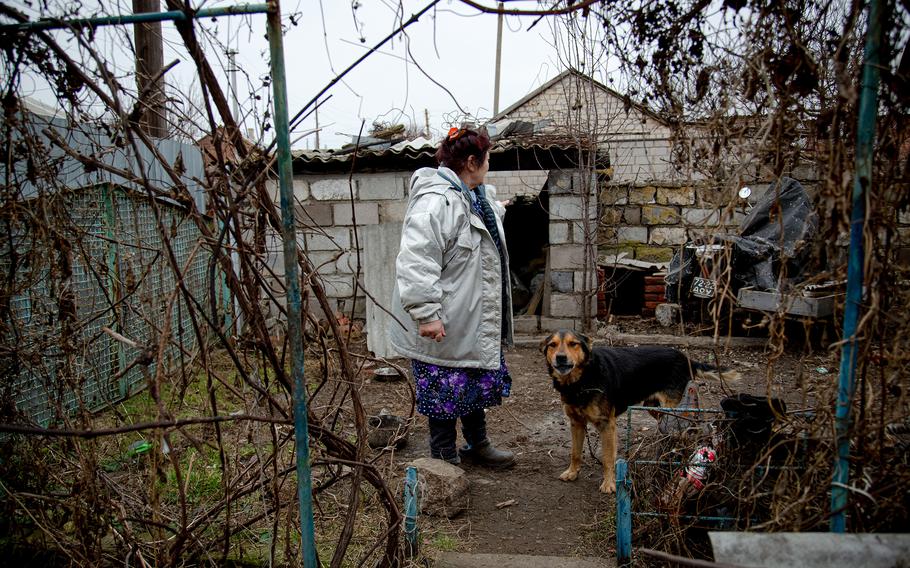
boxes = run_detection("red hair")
[435,128,491,174]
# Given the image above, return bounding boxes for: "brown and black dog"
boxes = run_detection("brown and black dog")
[541,329,740,494]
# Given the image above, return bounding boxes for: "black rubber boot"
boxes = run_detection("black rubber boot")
[459,409,515,468]
[458,439,515,469]
[428,417,461,465]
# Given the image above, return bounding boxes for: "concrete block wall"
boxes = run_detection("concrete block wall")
[485,170,548,201]
[270,168,600,324]
[546,170,598,320]
[266,172,411,320]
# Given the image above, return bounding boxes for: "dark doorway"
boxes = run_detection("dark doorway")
[600,267,645,316]
[503,187,549,315]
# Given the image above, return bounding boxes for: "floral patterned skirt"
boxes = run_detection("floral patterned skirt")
[412,353,511,420]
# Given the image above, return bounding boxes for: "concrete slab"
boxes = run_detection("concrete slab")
[435,553,614,568]
[363,223,402,359]
[710,532,910,568]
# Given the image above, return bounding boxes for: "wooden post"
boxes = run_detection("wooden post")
[133,0,167,137]
[493,2,504,115]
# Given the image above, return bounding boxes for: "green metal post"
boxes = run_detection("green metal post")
[101,184,128,397]
[266,1,318,564]
[831,0,883,533]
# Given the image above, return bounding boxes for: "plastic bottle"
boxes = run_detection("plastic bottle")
[660,444,719,512]
[680,445,716,496]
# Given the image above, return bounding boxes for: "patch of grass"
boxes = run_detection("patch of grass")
[160,448,224,506]
[574,512,616,557]
[430,533,458,552]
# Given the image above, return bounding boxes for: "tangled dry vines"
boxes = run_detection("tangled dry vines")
[0,0,908,566]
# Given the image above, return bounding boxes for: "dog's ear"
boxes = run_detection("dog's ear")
[575,332,592,354]
[539,332,555,353]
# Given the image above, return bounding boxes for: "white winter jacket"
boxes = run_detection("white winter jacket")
[389,166,513,370]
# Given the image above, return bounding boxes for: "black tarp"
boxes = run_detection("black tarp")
[666,177,818,302]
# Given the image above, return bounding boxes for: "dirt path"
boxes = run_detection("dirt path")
[364,328,837,559]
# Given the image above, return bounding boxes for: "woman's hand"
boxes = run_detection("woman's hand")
[419,320,446,342]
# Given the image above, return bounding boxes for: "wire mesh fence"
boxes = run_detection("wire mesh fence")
[3,185,220,426]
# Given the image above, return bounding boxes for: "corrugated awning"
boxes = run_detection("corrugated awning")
[292,135,608,175]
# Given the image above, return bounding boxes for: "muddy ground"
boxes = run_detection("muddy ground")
[359,318,839,560]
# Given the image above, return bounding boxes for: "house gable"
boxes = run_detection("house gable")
[493,69,671,142]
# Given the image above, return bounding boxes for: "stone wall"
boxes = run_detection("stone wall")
[598,181,757,263]
[485,170,549,200]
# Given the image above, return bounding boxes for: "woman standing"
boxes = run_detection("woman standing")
[390,127,514,468]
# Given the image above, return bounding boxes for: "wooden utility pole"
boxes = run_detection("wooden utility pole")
[314,103,320,149]
[424,108,430,138]
[493,2,504,115]
[133,0,167,137]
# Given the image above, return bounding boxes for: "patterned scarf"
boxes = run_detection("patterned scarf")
[470,187,503,255]
[470,187,509,340]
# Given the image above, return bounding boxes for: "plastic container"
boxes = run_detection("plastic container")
[660,444,718,510]
[682,445,716,492]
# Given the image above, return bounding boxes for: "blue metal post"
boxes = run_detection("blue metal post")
[266,1,318,564]
[831,0,883,533]
[616,458,632,566]
[404,466,419,557]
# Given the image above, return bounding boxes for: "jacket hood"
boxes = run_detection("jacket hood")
[408,166,465,204]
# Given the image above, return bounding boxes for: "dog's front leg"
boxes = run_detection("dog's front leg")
[560,418,585,482]
[597,416,617,494]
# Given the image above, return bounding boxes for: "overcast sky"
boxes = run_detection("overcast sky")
[221,1,566,149]
[13,1,583,149]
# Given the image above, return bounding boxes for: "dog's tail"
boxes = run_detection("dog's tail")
[692,361,742,382]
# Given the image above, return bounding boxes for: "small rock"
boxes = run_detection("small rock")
[656,303,681,327]
[409,458,469,518]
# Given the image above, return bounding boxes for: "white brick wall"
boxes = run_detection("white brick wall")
[303,227,351,251]
[332,202,379,226]
[497,72,717,184]
[485,170,548,201]
[311,178,355,200]
[287,164,600,320]
[358,173,407,200]
[550,221,571,244]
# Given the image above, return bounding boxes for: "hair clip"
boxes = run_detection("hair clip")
[447,127,466,142]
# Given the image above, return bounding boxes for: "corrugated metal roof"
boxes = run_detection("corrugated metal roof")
[292,134,606,175]
[292,136,436,164]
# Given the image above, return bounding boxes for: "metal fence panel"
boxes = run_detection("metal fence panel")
[4,184,221,426]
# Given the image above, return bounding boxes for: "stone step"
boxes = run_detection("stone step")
[434,552,615,568]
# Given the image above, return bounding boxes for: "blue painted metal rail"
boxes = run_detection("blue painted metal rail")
[616,405,730,564]
[831,0,884,534]
[615,459,632,566]
[404,466,419,557]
